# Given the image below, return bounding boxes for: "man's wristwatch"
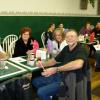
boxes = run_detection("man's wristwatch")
[57,67,60,72]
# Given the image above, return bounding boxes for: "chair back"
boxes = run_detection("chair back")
[8,40,17,57]
[2,34,18,55]
[41,32,46,48]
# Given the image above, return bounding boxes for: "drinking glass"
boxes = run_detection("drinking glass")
[0,59,6,69]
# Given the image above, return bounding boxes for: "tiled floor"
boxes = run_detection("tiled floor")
[91,69,100,100]
[89,56,100,100]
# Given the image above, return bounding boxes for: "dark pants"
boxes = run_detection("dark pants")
[32,73,62,100]
[88,44,96,57]
[58,72,88,100]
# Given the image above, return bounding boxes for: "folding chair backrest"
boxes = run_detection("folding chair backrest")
[2,34,18,54]
[41,32,46,48]
[8,40,17,58]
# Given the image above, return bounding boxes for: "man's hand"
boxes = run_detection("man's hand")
[36,61,41,67]
[41,67,57,77]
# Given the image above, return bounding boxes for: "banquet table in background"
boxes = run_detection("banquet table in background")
[79,39,97,57]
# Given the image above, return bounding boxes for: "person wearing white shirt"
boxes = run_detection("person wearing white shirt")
[52,28,67,56]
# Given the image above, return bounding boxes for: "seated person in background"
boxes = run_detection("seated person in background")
[79,22,96,57]
[92,22,100,41]
[79,22,92,36]
[44,23,55,47]
[52,28,67,56]
[58,23,65,32]
[13,27,39,57]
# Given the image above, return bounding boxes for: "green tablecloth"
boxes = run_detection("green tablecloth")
[0,61,27,81]
[0,57,42,82]
[8,57,39,72]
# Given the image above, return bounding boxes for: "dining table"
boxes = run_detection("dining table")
[0,56,40,82]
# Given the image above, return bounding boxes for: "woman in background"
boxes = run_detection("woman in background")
[58,23,65,32]
[13,27,39,57]
[44,23,55,46]
[52,28,67,57]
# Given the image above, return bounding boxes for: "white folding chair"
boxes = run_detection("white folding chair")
[2,34,18,55]
[41,32,46,48]
[8,40,17,57]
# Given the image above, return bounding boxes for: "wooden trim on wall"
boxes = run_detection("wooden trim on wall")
[0,11,99,17]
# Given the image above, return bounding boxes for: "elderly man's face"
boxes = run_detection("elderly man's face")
[65,31,78,47]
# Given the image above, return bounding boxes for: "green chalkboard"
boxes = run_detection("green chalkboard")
[0,16,100,47]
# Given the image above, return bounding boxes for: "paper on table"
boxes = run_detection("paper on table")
[36,50,46,60]
[94,45,100,51]
[9,57,26,63]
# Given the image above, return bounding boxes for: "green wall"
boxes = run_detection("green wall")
[0,16,100,47]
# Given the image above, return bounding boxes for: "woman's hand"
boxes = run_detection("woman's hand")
[26,50,33,55]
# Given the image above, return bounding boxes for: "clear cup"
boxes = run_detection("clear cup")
[0,59,6,69]
[27,60,34,66]
[27,53,35,66]
[27,53,34,60]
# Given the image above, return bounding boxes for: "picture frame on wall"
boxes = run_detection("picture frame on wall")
[80,0,88,10]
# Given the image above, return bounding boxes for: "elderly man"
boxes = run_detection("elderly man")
[32,29,90,100]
